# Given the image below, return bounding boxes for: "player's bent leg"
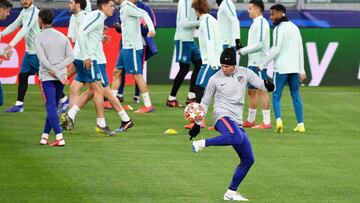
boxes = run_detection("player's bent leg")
[91,81,105,118]
[112,68,122,95]
[224,132,253,201]
[69,81,84,109]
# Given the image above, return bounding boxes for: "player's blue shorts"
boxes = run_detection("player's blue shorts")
[74,59,101,83]
[116,48,143,74]
[98,63,109,87]
[196,64,220,88]
[248,66,267,89]
[20,52,39,74]
[175,40,201,64]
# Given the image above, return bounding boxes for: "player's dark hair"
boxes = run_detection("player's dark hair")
[97,0,113,8]
[270,4,286,13]
[250,0,264,13]
[0,0,13,8]
[75,0,87,11]
[192,0,210,14]
[38,9,54,25]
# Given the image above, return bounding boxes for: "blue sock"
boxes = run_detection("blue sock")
[118,72,125,95]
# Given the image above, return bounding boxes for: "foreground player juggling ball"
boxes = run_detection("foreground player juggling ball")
[189,48,274,201]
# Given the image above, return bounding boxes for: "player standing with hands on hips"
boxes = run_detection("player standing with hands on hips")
[189,48,275,201]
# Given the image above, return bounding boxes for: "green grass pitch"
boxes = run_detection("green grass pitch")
[0,84,359,202]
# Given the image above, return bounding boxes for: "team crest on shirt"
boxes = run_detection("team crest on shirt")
[182,56,187,62]
[237,75,244,84]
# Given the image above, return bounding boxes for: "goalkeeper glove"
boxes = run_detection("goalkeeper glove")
[189,123,201,140]
[235,39,242,51]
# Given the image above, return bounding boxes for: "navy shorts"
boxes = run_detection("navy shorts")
[116,48,143,74]
[98,63,109,87]
[20,52,39,75]
[175,40,201,64]
[196,64,220,88]
[74,59,101,83]
[248,66,267,89]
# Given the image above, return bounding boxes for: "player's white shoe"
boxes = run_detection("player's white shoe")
[192,140,205,153]
[224,189,249,201]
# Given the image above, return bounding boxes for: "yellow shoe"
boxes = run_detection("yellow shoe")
[275,119,283,133]
[294,124,305,132]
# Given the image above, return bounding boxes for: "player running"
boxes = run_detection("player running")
[112,0,156,113]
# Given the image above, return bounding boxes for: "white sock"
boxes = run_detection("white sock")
[96,117,106,128]
[276,118,282,123]
[15,101,23,106]
[111,90,117,97]
[226,189,237,194]
[168,95,176,101]
[41,133,49,139]
[187,92,196,99]
[142,92,152,107]
[199,140,206,148]
[68,105,80,120]
[118,110,130,122]
[262,109,271,125]
[297,122,304,126]
[60,96,68,104]
[56,133,63,140]
[247,108,257,123]
[117,93,123,98]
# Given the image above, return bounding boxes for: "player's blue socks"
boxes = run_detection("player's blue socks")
[118,74,141,98]
[42,81,64,134]
[205,117,254,191]
[273,73,304,123]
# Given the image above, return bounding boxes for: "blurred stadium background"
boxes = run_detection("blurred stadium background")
[0,1,360,202]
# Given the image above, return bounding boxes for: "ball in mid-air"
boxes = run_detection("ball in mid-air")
[184,102,205,123]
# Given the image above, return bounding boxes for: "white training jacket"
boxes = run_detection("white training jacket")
[68,10,88,44]
[120,0,155,50]
[217,0,240,47]
[260,20,305,75]
[198,14,222,67]
[0,4,40,54]
[240,15,270,67]
[76,10,107,61]
[174,0,199,42]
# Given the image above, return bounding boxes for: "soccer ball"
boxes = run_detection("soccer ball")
[184,102,205,123]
